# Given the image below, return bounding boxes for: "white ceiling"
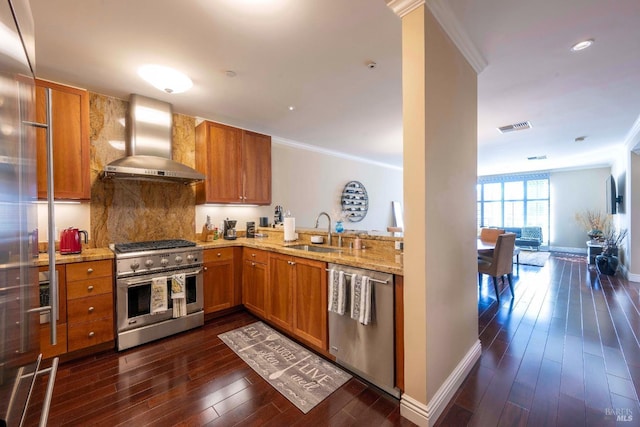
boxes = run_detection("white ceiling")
[30,0,640,175]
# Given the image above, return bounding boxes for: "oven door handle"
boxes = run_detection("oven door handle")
[120,269,202,287]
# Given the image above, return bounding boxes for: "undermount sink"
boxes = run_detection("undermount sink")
[287,244,342,254]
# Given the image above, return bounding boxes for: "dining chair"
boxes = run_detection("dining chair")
[478,232,516,301]
[479,227,505,243]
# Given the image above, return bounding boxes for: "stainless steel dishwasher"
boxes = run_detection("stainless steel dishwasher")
[328,263,400,398]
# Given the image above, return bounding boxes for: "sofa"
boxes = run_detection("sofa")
[489,226,543,250]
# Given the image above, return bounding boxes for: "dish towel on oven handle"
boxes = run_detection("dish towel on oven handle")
[151,276,168,314]
[171,273,187,318]
[328,269,347,315]
[351,275,372,325]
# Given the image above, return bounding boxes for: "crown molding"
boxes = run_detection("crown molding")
[425,0,487,74]
[624,114,640,153]
[386,0,425,18]
[386,0,488,74]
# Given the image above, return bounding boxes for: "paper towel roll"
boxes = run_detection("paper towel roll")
[284,217,296,241]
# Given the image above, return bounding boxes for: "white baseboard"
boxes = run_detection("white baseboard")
[549,246,587,254]
[400,339,481,426]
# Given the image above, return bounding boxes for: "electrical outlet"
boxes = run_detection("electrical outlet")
[395,241,403,250]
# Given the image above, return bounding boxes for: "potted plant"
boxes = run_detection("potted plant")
[574,209,611,241]
[595,227,628,275]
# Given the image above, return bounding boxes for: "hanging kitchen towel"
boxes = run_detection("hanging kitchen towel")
[350,273,362,320]
[358,276,372,325]
[151,276,168,314]
[328,269,347,315]
[171,273,187,318]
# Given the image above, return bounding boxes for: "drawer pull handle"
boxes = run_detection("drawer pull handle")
[88,306,94,313]
[88,331,95,338]
[204,267,208,271]
[252,253,256,257]
[87,268,94,274]
[217,253,221,257]
[87,285,94,291]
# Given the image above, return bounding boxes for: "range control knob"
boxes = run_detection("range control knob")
[175,255,183,264]
[145,259,154,268]
[160,258,169,266]
[130,261,140,271]
[186,254,195,262]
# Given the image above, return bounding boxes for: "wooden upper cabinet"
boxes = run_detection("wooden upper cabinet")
[35,79,90,200]
[195,121,271,205]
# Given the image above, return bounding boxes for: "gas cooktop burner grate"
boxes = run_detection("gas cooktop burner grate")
[114,239,196,254]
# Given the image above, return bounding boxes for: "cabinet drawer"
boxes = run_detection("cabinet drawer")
[67,318,114,352]
[66,259,112,281]
[204,247,234,262]
[67,276,113,299]
[67,293,113,323]
[243,248,268,264]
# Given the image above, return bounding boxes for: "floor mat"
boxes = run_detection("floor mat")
[218,321,351,413]
[518,250,550,267]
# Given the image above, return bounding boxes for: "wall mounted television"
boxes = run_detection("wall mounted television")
[606,175,621,214]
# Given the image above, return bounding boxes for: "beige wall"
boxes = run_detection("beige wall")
[401,4,478,412]
[549,167,610,249]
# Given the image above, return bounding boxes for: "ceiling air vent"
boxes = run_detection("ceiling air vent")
[498,121,532,134]
[527,155,547,160]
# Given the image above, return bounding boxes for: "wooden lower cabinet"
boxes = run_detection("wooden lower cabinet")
[203,247,240,314]
[65,260,114,352]
[242,248,268,318]
[267,253,327,350]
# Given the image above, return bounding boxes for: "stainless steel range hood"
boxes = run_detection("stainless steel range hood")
[101,94,205,184]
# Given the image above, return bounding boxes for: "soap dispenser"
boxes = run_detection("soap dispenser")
[202,216,213,241]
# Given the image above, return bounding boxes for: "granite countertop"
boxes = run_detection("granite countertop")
[35,247,115,267]
[198,237,404,275]
[34,238,403,275]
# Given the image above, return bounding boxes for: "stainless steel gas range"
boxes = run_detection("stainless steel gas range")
[112,239,204,351]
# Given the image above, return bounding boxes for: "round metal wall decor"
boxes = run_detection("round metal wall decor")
[341,181,368,222]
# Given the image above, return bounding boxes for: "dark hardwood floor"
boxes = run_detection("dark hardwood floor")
[27,252,640,426]
[437,252,640,427]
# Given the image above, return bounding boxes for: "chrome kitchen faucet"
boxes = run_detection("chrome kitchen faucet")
[314,211,332,246]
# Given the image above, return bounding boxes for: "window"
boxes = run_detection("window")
[477,173,549,244]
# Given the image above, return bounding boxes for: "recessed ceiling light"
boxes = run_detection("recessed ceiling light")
[575,136,587,142]
[138,64,193,94]
[288,106,295,111]
[571,39,594,52]
[527,155,547,161]
[225,70,237,78]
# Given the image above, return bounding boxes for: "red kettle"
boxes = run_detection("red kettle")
[60,228,88,254]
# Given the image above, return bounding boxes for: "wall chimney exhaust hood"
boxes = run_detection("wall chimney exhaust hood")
[101,94,205,184]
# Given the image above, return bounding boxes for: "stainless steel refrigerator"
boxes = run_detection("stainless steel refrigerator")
[1,0,58,425]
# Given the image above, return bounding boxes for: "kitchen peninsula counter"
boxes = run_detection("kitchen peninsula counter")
[198,237,403,275]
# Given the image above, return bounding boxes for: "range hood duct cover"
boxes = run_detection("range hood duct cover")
[101,94,205,184]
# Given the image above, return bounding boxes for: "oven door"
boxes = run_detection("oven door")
[116,266,203,333]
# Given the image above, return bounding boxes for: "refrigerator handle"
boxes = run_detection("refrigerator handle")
[24,87,57,345]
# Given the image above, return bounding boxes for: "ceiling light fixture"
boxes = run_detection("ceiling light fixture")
[575,136,587,142]
[138,64,193,94]
[225,70,237,78]
[570,38,594,52]
[527,155,547,161]
[288,106,295,111]
[497,121,532,133]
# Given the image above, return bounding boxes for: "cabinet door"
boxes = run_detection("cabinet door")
[292,257,327,350]
[242,130,271,205]
[196,122,243,203]
[267,254,293,332]
[35,80,90,200]
[242,259,267,318]
[203,249,235,313]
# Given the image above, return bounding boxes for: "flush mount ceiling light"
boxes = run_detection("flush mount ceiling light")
[138,64,193,94]
[571,38,594,52]
[575,136,587,142]
[288,105,295,111]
